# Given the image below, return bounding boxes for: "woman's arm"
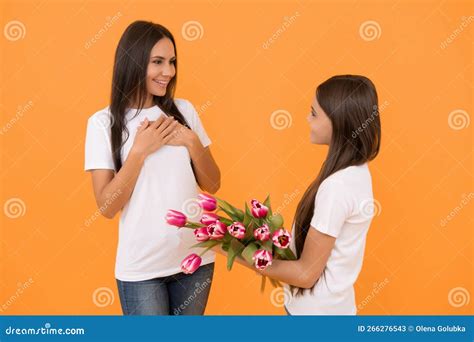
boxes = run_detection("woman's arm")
[90,117,177,219]
[213,228,335,289]
[168,123,221,194]
[187,138,221,194]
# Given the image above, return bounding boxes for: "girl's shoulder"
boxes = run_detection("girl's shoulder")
[321,164,371,190]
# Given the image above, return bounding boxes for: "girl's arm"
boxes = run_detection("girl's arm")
[213,228,335,289]
[259,228,335,288]
[90,117,177,219]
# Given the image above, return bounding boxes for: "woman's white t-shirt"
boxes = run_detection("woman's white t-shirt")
[84,98,215,281]
[285,163,374,315]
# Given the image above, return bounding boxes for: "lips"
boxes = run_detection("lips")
[153,79,169,88]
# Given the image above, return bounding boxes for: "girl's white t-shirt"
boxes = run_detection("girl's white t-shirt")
[84,98,215,281]
[285,163,374,315]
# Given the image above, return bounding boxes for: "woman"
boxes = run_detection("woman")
[218,75,380,315]
[84,21,221,315]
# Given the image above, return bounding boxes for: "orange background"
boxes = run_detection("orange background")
[1,0,472,315]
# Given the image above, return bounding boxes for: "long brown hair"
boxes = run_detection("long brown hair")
[291,75,381,295]
[110,21,189,171]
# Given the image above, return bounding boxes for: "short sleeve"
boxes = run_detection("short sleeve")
[185,100,211,148]
[84,113,115,171]
[310,178,352,238]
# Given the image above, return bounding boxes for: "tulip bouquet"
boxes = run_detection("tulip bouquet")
[166,194,296,291]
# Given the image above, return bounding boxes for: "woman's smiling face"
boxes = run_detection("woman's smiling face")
[307,97,333,145]
[146,38,176,97]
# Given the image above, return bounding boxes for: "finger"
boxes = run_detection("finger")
[160,121,179,138]
[150,115,166,129]
[156,117,175,134]
[137,118,149,132]
[162,134,174,145]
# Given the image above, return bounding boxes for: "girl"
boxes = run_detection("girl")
[218,75,381,315]
[84,21,221,315]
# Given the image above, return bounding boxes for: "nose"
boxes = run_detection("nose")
[306,114,312,122]
[162,63,175,77]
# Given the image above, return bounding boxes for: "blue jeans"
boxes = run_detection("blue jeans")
[116,263,214,315]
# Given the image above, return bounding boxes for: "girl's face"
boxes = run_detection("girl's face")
[146,38,176,97]
[307,97,333,145]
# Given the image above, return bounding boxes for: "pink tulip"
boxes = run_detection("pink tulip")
[250,199,269,218]
[272,228,291,249]
[181,253,202,274]
[207,221,227,240]
[228,222,246,239]
[198,193,217,211]
[254,224,270,241]
[200,212,220,225]
[252,249,273,270]
[166,209,187,227]
[194,227,210,242]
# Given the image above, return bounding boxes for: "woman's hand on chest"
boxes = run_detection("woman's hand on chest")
[166,122,199,149]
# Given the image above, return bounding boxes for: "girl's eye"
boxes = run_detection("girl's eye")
[152,60,176,65]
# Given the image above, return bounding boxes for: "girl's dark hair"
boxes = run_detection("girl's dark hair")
[110,20,189,171]
[291,75,381,296]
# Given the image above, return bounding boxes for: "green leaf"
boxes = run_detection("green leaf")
[216,198,244,222]
[263,195,273,217]
[184,221,205,229]
[241,242,258,265]
[218,216,233,226]
[226,239,246,271]
[267,213,284,232]
[275,247,297,260]
[261,239,273,252]
[191,240,220,249]
[243,202,253,226]
[260,275,267,293]
[221,239,230,251]
[221,233,232,251]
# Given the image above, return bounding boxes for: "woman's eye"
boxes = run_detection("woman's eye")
[153,60,162,65]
